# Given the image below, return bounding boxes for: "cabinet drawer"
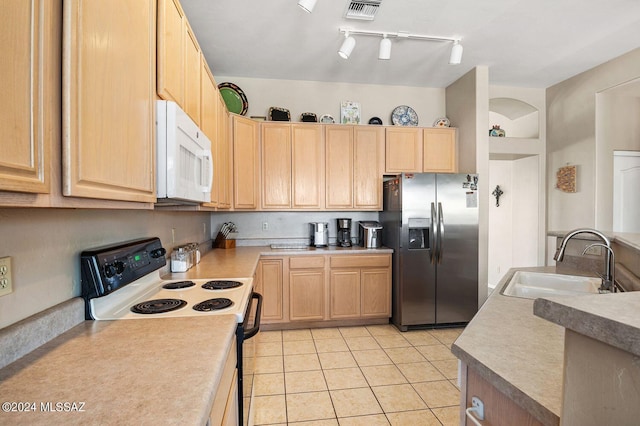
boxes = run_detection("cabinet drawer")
[330,255,390,269]
[289,256,325,269]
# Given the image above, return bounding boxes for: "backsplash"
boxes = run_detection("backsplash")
[211,211,380,246]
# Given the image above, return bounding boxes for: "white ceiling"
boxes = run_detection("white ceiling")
[181,0,640,89]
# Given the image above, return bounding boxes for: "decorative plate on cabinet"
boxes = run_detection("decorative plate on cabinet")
[433,117,450,127]
[300,112,317,122]
[319,114,335,124]
[218,82,248,115]
[268,107,290,121]
[391,105,418,126]
[368,116,383,125]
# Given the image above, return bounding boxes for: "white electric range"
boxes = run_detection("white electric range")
[80,237,261,426]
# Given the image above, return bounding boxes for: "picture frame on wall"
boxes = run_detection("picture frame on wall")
[340,101,361,124]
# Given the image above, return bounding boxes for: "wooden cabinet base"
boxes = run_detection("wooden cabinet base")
[261,317,389,331]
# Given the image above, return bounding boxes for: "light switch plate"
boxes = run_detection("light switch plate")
[0,256,13,297]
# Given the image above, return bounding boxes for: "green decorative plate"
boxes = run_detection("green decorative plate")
[218,82,248,115]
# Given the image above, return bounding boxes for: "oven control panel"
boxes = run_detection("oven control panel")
[80,238,167,304]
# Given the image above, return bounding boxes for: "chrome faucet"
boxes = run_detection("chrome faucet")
[553,228,616,293]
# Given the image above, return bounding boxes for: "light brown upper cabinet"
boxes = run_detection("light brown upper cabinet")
[261,123,324,210]
[261,123,292,209]
[157,0,184,106]
[200,58,219,208]
[63,0,156,203]
[232,115,260,209]
[292,124,325,209]
[183,22,201,124]
[217,95,232,209]
[0,0,54,194]
[325,126,384,210]
[423,128,458,173]
[385,127,457,174]
[157,0,203,126]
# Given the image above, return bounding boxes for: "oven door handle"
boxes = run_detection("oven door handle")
[243,292,262,340]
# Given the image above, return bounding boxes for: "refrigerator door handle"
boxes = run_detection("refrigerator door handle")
[437,202,445,264]
[430,202,437,264]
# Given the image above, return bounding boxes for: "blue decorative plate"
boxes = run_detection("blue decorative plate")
[391,105,418,126]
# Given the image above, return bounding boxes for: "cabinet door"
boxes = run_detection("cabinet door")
[217,100,231,208]
[292,124,324,209]
[361,269,391,317]
[261,123,292,209]
[200,59,219,207]
[289,270,325,321]
[157,0,184,105]
[354,126,384,209]
[63,0,156,202]
[183,22,201,125]
[233,115,259,209]
[423,128,457,173]
[0,0,51,194]
[385,127,423,173]
[325,125,354,209]
[256,259,285,323]
[329,270,361,319]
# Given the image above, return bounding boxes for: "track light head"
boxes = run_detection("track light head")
[378,36,391,60]
[338,32,356,59]
[449,41,463,65]
[297,0,317,13]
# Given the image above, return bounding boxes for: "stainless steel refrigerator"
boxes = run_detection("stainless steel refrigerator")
[381,173,479,330]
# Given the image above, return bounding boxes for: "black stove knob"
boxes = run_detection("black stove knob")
[113,260,126,274]
[150,248,166,258]
[104,263,117,278]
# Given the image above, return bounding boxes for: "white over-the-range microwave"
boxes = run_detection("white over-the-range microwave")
[156,100,213,204]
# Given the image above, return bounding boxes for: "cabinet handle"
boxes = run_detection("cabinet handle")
[465,406,484,426]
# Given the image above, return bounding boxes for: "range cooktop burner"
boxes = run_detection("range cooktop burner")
[192,298,233,312]
[162,281,195,290]
[202,280,243,290]
[131,299,187,314]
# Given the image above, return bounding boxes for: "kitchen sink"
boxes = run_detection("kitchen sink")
[501,271,601,299]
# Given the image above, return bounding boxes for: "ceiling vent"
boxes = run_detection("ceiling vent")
[344,0,382,21]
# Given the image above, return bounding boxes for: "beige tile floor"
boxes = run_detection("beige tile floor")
[252,325,464,426]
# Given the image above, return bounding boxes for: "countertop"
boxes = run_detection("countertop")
[168,245,393,280]
[0,244,392,425]
[451,266,566,426]
[534,291,640,357]
[0,316,237,425]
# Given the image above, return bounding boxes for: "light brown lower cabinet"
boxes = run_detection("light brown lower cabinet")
[463,366,545,426]
[258,254,391,326]
[289,256,326,321]
[209,340,238,426]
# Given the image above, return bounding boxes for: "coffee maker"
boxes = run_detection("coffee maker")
[336,218,352,247]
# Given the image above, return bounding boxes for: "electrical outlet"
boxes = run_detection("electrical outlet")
[0,256,13,297]
[262,222,269,231]
[471,396,485,420]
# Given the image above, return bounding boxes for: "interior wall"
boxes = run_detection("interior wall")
[595,78,640,230]
[215,76,446,127]
[546,47,640,233]
[0,208,212,329]
[445,66,490,306]
[488,161,513,287]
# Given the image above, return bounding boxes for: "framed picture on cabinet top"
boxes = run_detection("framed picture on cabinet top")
[340,101,361,125]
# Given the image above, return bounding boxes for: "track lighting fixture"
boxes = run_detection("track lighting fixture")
[338,27,463,64]
[297,0,317,13]
[378,35,391,60]
[338,32,356,59]
[449,40,463,65]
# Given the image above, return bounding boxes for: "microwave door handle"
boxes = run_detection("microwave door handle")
[201,149,213,193]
